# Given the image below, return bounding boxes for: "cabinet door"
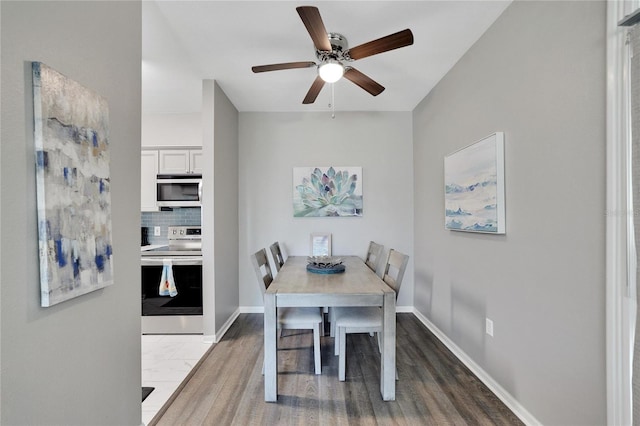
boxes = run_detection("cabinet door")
[159,150,190,174]
[141,151,159,212]
[190,149,203,174]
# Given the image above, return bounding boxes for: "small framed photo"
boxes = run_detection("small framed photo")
[310,233,332,256]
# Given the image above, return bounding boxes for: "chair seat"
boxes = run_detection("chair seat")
[278,307,323,326]
[333,306,382,328]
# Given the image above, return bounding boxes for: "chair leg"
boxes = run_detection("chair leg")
[338,327,347,381]
[329,308,336,338]
[313,323,321,375]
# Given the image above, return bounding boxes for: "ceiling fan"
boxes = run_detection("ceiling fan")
[251,6,414,104]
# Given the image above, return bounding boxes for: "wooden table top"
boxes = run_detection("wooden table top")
[267,256,393,296]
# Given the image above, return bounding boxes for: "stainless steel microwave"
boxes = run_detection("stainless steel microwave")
[156,174,202,207]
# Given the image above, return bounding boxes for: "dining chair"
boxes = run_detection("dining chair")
[269,241,285,272]
[332,248,409,381]
[364,241,384,273]
[251,248,323,374]
[329,241,384,338]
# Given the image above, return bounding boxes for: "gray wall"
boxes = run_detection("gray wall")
[412,1,606,424]
[202,80,240,340]
[1,1,142,425]
[238,112,414,309]
[213,82,240,332]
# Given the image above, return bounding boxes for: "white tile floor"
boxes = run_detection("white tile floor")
[141,334,213,426]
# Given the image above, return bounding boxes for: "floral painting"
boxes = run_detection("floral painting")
[444,132,505,234]
[293,166,363,217]
[32,62,114,307]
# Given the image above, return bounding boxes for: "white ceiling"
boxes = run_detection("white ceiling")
[142,1,511,114]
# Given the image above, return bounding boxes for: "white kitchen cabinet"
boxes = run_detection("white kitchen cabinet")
[159,149,202,174]
[190,150,203,174]
[141,150,159,212]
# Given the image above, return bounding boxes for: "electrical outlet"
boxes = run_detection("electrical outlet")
[154,226,161,236]
[486,318,494,337]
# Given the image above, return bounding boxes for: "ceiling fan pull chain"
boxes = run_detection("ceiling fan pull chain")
[331,83,336,119]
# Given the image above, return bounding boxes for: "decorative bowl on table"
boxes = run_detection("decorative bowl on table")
[306,256,345,274]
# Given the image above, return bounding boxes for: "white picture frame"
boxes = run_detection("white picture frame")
[310,233,332,256]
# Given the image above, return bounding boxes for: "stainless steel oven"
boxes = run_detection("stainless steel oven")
[141,226,203,334]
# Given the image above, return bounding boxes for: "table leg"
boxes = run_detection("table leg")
[381,291,396,401]
[264,292,277,402]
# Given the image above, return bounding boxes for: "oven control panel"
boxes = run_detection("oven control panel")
[168,226,201,241]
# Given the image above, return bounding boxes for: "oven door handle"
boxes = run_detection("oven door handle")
[141,257,202,266]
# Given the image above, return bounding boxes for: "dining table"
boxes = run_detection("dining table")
[263,255,396,402]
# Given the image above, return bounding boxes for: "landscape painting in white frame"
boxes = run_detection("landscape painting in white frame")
[32,62,114,307]
[293,166,363,217]
[444,132,505,234]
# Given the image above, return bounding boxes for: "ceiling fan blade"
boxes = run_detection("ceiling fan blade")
[296,6,332,52]
[303,76,326,104]
[252,62,316,73]
[343,68,385,96]
[347,29,414,61]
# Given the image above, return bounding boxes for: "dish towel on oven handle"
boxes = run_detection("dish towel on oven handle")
[159,259,178,297]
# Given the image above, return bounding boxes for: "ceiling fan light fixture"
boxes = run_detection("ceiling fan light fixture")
[318,60,344,83]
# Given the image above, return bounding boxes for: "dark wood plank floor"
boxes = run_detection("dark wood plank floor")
[150,313,523,426]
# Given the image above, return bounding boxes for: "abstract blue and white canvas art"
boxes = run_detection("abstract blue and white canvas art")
[32,62,114,307]
[444,132,505,234]
[293,166,363,217]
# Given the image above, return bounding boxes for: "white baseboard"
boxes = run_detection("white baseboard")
[203,308,240,343]
[240,306,264,313]
[411,309,541,426]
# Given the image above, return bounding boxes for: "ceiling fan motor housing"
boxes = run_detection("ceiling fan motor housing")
[316,33,352,63]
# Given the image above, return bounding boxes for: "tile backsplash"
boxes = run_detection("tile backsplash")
[141,208,201,245]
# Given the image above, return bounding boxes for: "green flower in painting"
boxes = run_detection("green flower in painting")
[294,167,362,217]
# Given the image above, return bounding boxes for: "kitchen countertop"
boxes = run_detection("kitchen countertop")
[141,244,168,252]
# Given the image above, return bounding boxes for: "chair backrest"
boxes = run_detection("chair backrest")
[269,241,285,272]
[251,248,273,296]
[364,241,384,273]
[382,249,409,298]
